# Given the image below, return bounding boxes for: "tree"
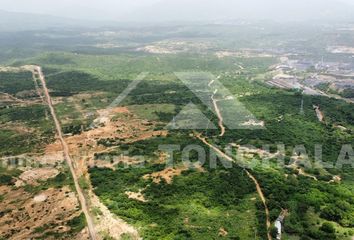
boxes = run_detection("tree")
[320,222,335,234]
[0,175,13,185]
[320,205,343,222]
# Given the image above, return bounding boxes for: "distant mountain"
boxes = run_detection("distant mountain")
[0,10,96,32]
[1,0,354,32]
[0,10,71,31]
[125,0,354,23]
[0,10,111,32]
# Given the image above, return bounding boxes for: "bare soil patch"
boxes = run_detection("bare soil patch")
[125,189,147,203]
[15,168,59,186]
[0,186,82,240]
[143,166,187,184]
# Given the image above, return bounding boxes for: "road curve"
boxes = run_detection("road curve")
[35,66,97,240]
[195,133,272,240]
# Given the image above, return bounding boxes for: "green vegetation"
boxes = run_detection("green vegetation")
[24,170,75,194]
[24,51,276,81]
[0,71,55,156]
[67,213,87,235]
[90,166,261,239]
[0,105,55,156]
[340,88,354,98]
[0,166,21,186]
[90,134,264,239]
[128,104,176,121]
[90,71,354,239]
[253,169,354,239]
[0,174,13,185]
[63,49,354,239]
[32,212,87,239]
[78,176,90,190]
[0,23,353,239]
[0,71,34,95]
[120,233,134,240]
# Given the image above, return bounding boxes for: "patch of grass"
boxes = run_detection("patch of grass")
[78,176,89,190]
[0,104,54,156]
[121,233,134,240]
[0,175,13,185]
[54,102,80,120]
[24,170,74,194]
[91,207,102,217]
[0,167,21,186]
[67,213,86,235]
[0,129,37,156]
[128,104,176,122]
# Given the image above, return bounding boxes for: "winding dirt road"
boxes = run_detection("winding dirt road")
[211,89,226,137]
[245,171,271,236]
[195,133,272,240]
[35,66,97,240]
[206,77,270,238]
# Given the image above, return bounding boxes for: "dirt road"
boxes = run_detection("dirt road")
[200,75,270,238]
[209,77,226,137]
[35,66,97,240]
[195,133,272,240]
[211,90,226,137]
[244,171,271,235]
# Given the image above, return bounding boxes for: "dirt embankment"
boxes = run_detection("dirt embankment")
[89,191,140,239]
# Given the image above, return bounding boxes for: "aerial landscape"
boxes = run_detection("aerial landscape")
[0,0,353,240]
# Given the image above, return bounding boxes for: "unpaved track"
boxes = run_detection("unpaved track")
[0,91,34,104]
[35,66,97,240]
[244,171,271,236]
[195,133,272,240]
[205,76,270,238]
[211,89,226,137]
[30,70,46,104]
[209,78,226,137]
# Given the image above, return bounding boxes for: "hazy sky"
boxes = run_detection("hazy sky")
[0,0,161,20]
[0,0,353,22]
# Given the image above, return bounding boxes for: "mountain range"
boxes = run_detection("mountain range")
[125,0,354,23]
[0,0,354,31]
